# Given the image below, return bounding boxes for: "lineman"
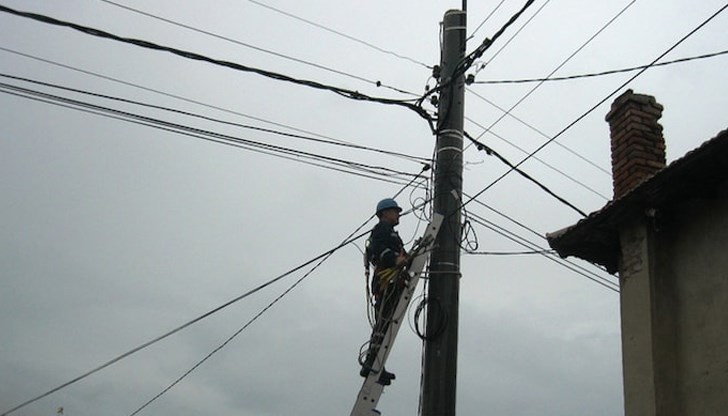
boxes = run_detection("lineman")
[360,198,408,383]
[367,198,408,307]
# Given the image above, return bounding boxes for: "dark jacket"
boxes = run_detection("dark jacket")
[367,219,405,270]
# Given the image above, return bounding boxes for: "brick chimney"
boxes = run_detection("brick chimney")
[605,90,666,199]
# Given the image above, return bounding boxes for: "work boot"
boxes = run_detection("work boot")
[377,368,396,386]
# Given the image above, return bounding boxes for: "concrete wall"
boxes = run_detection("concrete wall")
[654,182,728,416]
[619,181,728,416]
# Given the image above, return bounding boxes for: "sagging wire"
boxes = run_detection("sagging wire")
[403,175,432,246]
[461,216,479,253]
[414,270,447,416]
[0,4,437,132]
[464,131,588,217]
[132,166,435,415]
[413,296,448,342]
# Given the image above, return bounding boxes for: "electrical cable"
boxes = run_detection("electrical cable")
[465,19,722,179]
[466,0,507,42]
[464,193,547,242]
[455,0,536,80]
[0,71,430,165]
[465,114,609,200]
[0,86,422,187]
[0,4,436,131]
[473,0,552,74]
[466,212,619,292]
[459,2,728,220]
[460,0,636,194]
[463,192,615,277]
[417,0,537,110]
[245,0,432,69]
[459,204,479,252]
[0,46,425,165]
[469,210,619,289]
[0,229,371,416]
[402,178,431,247]
[129,262,319,416]
[125,162,432,415]
[466,88,612,177]
[473,49,728,84]
[464,131,588,216]
[413,296,447,341]
[0,80,427,186]
[464,0,639,156]
[127,165,429,416]
[467,249,556,255]
[97,0,419,97]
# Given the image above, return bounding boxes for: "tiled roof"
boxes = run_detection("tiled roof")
[547,129,728,273]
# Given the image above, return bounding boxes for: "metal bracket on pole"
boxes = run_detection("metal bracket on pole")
[350,214,443,416]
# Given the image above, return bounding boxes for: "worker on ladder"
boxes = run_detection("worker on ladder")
[361,198,408,383]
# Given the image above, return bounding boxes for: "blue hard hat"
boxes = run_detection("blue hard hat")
[376,198,402,215]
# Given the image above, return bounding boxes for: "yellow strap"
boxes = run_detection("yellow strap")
[376,267,401,292]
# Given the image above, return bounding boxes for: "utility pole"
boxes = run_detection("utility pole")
[422,8,466,416]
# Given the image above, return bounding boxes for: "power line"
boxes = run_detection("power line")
[466,211,619,292]
[473,49,728,84]
[473,0,552,71]
[464,192,616,281]
[0,80,427,186]
[0,46,423,165]
[465,115,610,200]
[466,249,555,255]
[467,0,507,42]
[456,0,537,78]
[466,87,611,177]
[418,0,538,109]
[245,0,432,69]
[125,167,430,416]
[460,2,728,220]
[129,266,314,416]
[465,208,618,289]
[0,4,436,131]
[463,131,588,216]
[97,0,419,97]
[465,0,638,148]
[127,236,345,416]
[0,85,415,185]
[455,0,640,204]
[0,71,430,165]
[463,193,546,243]
[458,195,617,289]
[0,227,372,416]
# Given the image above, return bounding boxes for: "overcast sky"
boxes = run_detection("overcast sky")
[1,1,726,415]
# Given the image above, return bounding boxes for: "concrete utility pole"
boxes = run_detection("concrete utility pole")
[421,9,466,416]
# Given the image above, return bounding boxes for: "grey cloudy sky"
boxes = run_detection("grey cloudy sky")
[1,1,726,415]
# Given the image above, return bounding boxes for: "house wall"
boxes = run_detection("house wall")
[619,181,728,416]
[653,182,728,416]
[620,214,687,416]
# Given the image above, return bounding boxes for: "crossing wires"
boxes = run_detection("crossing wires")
[0,4,436,131]
[459,1,728,215]
[0,230,368,416]
[96,0,420,97]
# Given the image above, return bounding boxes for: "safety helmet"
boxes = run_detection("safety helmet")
[375,198,402,216]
